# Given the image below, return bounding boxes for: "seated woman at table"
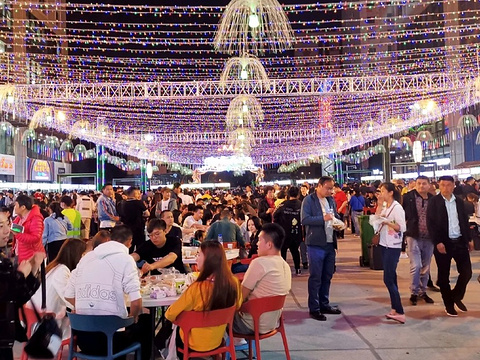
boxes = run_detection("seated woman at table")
[28,238,86,339]
[160,241,242,358]
[131,218,186,275]
[247,216,262,258]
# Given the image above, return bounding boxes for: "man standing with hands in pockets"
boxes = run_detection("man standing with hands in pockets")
[427,175,473,317]
[301,176,341,321]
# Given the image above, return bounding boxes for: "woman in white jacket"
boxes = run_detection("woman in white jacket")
[370,182,406,324]
[29,238,86,339]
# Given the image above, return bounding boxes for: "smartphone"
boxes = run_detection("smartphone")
[11,223,24,234]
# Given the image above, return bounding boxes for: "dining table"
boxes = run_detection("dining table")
[182,248,240,264]
[142,294,181,360]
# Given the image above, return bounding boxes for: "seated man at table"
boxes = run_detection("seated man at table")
[205,209,245,248]
[64,225,151,359]
[233,223,292,334]
[132,218,186,275]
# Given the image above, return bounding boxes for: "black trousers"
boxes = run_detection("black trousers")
[433,240,472,308]
[75,314,151,360]
[281,236,301,270]
[0,348,13,360]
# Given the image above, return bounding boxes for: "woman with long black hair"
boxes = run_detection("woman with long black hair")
[370,182,406,324]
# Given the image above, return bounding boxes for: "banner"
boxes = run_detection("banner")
[0,154,15,176]
[27,158,53,182]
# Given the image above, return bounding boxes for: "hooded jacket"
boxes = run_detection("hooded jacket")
[13,205,45,262]
[64,241,140,317]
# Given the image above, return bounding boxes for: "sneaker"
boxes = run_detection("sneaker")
[303,262,309,270]
[445,306,458,317]
[309,311,327,321]
[427,284,441,292]
[454,299,468,312]
[233,337,247,346]
[421,294,434,304]
[409,294,418,306]
[321,306,342,315]
[385,313,406,324]
[400,252,408,259]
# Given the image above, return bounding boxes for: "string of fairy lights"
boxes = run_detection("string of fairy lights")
[1,0,480,169]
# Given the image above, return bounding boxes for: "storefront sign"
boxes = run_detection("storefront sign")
[0,154,15,176]
[27,159,53,181]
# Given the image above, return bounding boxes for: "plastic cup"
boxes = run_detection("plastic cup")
[227,243,233,249]
[185,250,191,258]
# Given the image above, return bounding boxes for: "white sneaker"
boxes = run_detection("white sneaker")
[234,338,247,346]
[400,252,408,259]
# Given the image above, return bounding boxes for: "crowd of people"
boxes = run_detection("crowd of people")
[1,174,480,358]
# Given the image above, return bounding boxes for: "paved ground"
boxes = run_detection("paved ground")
[14,233,480,359]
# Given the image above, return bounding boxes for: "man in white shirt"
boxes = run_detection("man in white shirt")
[76,191,95,239]
[182,205,208,242]
[65,226,151,359]
[233,223,292,334]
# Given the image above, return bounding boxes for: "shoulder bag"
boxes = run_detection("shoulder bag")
[371,204,397,246]
[23,261,62,359]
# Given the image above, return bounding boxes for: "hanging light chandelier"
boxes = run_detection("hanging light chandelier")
[219,53,270,85]
[214,0,294,55]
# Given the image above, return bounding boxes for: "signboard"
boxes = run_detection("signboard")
[0,154,15,176]
[27,159,53,181]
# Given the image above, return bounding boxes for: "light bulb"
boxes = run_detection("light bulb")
[242,104,248,113]
[57,111,66,122]
[240,69,248,80]
[248,14,260,28]
[6,94,14,104]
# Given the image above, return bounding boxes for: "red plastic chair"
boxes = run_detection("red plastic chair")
[173,305,237,360]
[233,295,291,360]
[19,306,75,360]
[233,255,258,282]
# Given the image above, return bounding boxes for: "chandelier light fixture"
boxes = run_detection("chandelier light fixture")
[219,53,270,85]
[214,0,294,55]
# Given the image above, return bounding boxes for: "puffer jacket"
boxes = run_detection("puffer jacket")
[0,251,40,348]
[13,205,45,262]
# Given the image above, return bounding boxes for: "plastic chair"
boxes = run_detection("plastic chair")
[19,306,74,360]
[233,255,258,282]
[232,295,291,360]
[173,305,237,360]
[66,313,141,360]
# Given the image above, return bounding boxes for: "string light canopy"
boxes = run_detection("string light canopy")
[1,1,480,168]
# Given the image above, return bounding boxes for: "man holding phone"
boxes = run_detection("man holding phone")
[12,195,45,263]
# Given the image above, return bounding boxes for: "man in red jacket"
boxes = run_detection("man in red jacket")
[13,195,45,263]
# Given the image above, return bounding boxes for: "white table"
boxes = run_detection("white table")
[183,248,240,264]
[142,294,180,360]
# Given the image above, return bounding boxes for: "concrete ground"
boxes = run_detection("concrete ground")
[14,233,480,359]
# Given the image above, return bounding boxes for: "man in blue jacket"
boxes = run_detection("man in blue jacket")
[301,176,341,321]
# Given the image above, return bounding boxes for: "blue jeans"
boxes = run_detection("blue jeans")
[381,246,404,314]
[406,237,434,295]
[307,244,336,312]
[352,211,362,235]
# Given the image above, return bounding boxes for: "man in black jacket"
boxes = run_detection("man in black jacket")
[274,186,303,274]
[403,176,435,305]
[426,175,473,317]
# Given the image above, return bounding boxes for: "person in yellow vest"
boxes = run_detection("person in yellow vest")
[61,195,82,239]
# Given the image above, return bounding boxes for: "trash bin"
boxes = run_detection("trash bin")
[359,215,374,267]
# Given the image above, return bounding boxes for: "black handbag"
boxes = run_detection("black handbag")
[23,262,62,359]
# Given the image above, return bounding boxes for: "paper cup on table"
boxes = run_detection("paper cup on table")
[185,250,191,258]
[227,243,233,249]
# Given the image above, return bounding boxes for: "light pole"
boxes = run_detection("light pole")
[412,140,423,177]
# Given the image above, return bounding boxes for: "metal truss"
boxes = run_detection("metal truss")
[13,72,473,102]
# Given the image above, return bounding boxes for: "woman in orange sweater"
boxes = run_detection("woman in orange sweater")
[163,240,242,357]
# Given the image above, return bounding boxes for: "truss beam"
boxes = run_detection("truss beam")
[13,73,473,102]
